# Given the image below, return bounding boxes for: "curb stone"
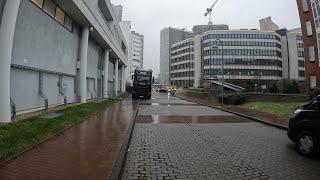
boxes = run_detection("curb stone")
[110,101,140,180]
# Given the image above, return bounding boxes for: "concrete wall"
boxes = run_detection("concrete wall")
[0,0,5,25]
[10,0,80,112]
[12,0,80,74]
[10,68,41,111]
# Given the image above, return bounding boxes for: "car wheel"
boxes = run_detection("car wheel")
[297,131,319,157]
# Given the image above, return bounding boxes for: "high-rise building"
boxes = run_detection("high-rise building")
[129,31,144,78]
[259,17,280,31]
[119,21,144,83]
[296,0,320,92]
[160,27,194,84]
[192,24,229,35]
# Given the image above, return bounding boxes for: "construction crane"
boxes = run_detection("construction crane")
[205,0,220,25]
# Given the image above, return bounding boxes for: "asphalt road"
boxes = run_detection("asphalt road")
[122,93,320,180]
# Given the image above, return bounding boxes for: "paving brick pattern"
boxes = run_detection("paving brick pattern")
[123,123,320,179]
[122,94,320,180]
[0,100,138,180]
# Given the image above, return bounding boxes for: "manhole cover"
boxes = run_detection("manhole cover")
[42,112,61,119]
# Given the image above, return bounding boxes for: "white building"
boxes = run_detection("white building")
[277,28,306,81]
[160,27,194,85]
[0,0,128,122]
[128,31,144,81]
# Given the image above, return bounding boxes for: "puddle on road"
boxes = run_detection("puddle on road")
[136,115,251,124]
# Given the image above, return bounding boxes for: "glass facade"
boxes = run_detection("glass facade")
[170,31,284,87]
[203,31,282,81]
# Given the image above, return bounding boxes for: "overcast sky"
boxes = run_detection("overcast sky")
[110,0,301,77]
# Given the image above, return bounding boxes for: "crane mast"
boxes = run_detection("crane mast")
[205,0,220,25]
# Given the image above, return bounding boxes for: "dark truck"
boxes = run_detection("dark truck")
[132,69,153,99]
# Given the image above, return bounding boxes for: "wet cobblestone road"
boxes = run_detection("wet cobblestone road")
[122,94,320,180]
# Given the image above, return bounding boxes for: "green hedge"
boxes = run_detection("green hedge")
[219,93,247,105]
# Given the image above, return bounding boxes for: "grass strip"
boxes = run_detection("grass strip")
[0,99,119,162]
[242,101,308,117]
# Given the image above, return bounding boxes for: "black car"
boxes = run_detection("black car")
[288,96,320,157]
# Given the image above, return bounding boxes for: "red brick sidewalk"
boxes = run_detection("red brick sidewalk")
[0,99,138,180]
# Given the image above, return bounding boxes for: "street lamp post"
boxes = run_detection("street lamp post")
[212,39,224,106]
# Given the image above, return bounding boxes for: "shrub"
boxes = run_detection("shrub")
[277,79,300,94]
[268,81,279,93]
[218,92,247,105]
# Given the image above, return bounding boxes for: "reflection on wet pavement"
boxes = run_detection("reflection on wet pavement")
[136,115,251,124]
[0,99,138,180]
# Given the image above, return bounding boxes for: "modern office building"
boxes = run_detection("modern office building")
[128,31,144,79]
[170,30,284,88]
[259,17,280,31]
[192,24,229,35]
[160,27,194,84]
[296,0,320,91]
[0,0,128,122]
[277,28,306,81]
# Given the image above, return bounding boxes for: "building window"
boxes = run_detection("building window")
[43,0,56,17]
[55,6,65,24]
[302,0,309,12]
[29,0,73,32]
[64,15,73,31]
[306,21,313,36]
[310,76,317,88]
[31,0,44,8]
[309,46,315,62]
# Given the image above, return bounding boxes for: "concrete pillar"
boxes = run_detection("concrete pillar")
[0,0,21,123]
[122,66,126,93]
[194,35,202,88]
[115,60,119,96]
[79,27,89,103]
[103,49,110,98]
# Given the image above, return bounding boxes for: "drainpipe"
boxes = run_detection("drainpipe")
[58,75,67,106]
[10,97,16,119]
[39,72,48,110]
[0,0,21,123]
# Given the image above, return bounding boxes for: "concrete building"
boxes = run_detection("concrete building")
[259,17,280,31]
[277,28,306,81]
[160,27,194,84]
[0,0,128,122]
[170,30,284,89]
[128,31,144,79]
[119,20,144,83]
[296,0,320,92]
[192,24,229,35]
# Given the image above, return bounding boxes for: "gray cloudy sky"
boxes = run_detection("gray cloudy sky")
[110,0,301,77]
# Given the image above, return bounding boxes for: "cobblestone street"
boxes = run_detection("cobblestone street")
[122,94,320,180]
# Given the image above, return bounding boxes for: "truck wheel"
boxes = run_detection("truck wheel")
[296,131,319,157]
